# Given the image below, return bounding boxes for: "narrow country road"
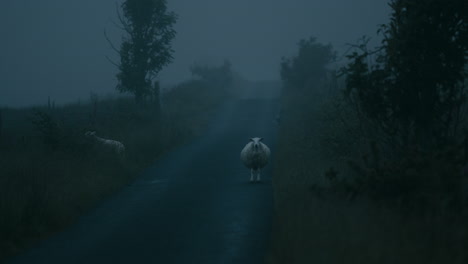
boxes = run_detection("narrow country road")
[7,97,279,264]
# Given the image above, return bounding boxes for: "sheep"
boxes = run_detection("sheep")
[240,137,271,182]
[85,131,125,157]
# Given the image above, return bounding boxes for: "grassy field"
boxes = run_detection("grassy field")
[0,79,229,261]
[267,85,468,264]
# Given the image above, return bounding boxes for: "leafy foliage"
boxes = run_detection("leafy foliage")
[316,0,468,213]
[281,37,336,90]
[316,141,466,213]
[115,0,177,103]
[342,0,468,150]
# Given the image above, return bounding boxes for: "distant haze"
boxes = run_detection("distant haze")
[0,0,390,107]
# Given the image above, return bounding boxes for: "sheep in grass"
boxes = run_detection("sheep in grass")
[85,131,125,157]
[240,137,271,182]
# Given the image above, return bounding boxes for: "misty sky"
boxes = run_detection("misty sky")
[0,0,390,107]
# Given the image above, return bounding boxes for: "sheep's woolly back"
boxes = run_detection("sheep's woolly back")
[85,131,125,156]
[103,139,125,155]
[240,137,270,169]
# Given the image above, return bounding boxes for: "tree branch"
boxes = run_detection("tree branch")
[105,55,120,68]
[104,29,120,55]
[116,2,132,35]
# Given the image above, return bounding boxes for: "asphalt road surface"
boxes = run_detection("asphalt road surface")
[7,98,279,264]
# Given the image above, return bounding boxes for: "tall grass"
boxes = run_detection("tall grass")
[0,80,228,260]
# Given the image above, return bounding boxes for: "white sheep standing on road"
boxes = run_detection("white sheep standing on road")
[85,131,125,157]
[241,137,271,182]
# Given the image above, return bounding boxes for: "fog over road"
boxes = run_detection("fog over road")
[0,0,389,107]
[7,97,279,264]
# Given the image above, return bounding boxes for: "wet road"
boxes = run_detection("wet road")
[7,98,279,264]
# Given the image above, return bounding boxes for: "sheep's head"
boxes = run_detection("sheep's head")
[250,137,264,152]
[85,131,96,137]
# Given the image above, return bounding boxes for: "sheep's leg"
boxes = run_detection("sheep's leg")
[256,169,261,182]
[250,169,254,182]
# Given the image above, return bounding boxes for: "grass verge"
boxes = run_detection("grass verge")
[0,79,229,261]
